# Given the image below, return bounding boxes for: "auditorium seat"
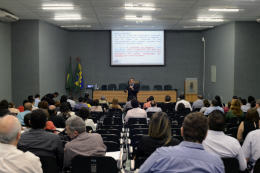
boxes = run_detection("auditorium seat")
[119,83,127,90]
[171,128,181,136]
[131,157,148,171]
[254,158,260,173]
[39,156,58,173]
[164,85,172,90]
[103,141,120,152]
[108,84,117,90]
[141,85,150,90]
[101,85,107,90]
[172,135,183,142]
[228,117,245,127]
[154,85,163,90]
[227,127,238,138]
[147,112,156,119]
[86,126,93,133]
[221,158,239,173]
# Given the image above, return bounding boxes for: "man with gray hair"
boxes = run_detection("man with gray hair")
[99,95,109,106]
[0,115,42,172]
[63,116,107,167]
[146,100,162,113]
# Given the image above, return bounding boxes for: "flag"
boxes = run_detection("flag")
[75,61,83,92]
[66,62,74,91]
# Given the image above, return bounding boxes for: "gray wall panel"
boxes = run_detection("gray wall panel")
[0,22,11,101]
[202,22,235,103]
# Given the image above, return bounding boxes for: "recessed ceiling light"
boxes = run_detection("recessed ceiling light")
[42,7,74,10]
[54,17,81,20]
[61,25,91,28]
[208,9,242,12]
[197,18,223,22]
[125,7,156,10]
[183,26,214,28]
[125,16,152,20]
[124,25,154,27]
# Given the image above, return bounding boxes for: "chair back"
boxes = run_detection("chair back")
[177,116,185,126]
[227,127,238,138]
[221,158,239,173]
[171,128,181,136]
[154,85,162,90]
[101,85,107,90]
[119,83,127,90]
[103,141,120,152]
[108,84,117,90]
[164,85,172,90]
[141,85,150,91]
[228,117,245,127]
[96,129,121,137]
[129,128,149,138]
[147,112,156,119]
[193,108,201,112]
[128,118,147,126]
[103,117,122,126]
[253,157,260,173]
[71,155,118,173]
[101,134,120,146]
[100,125,122,131]
[39,156,58,173]
[130,124,149,130]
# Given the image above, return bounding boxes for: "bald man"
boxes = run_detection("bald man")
[0,115,42,173]
[17,102,32,125]
[48,105,65,128]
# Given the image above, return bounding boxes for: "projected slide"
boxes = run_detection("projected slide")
[111,31,164,66]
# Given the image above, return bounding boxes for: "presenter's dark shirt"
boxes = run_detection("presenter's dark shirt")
[41,93,54,101]
[125,84,139,100]
[136,136,179,160]
[161,103,175,110]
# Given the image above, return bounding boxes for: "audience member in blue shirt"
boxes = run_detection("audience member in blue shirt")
[204,99,224,115]
[34,94,41,107]
[17,103,32,125]
[73,97,89,111]
[138,112,225,173]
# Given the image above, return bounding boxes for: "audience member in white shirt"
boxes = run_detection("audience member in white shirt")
[175,94,192,111]
[254,100,260,116]
[125,99,147,123]
[146,100,162,113]
[199,99,211,113]
[67,96,76,108]
[0,115,42,173]
[78,107,96,131]
[203,110,247,171]
[241,99,250,113]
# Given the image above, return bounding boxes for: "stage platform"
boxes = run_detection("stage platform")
[93,90,177,103]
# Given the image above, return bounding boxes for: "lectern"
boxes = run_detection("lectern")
[184,78,198,102]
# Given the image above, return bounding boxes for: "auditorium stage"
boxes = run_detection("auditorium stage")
[93,90,177,103]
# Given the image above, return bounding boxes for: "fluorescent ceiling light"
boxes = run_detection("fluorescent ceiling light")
[197,18,223,22]
[54,17,81,20]
[42,7,74,10]
[208,9,240,12]
[183,26,214,28]
[125,16,152,20]
[61,25,91,28]
[124,25,154,27]
[125,7,156,10]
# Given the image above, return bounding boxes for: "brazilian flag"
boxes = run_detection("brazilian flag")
[75,62,83,92]
[66,62,74,91]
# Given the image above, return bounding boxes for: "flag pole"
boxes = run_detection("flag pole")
[75,57,78,99]
[79,57,81,97]
[69,57,72,97]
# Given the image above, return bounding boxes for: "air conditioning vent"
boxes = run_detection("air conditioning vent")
[0,10,19,22]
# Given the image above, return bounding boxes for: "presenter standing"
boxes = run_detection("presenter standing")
[124,78,139,101]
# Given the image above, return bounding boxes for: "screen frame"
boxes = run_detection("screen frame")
[110,30,165,67]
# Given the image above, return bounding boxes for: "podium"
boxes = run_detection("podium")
[184,78,197,102]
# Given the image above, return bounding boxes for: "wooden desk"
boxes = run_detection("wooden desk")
[93,91,177,103]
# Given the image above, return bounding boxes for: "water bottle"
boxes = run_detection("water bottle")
[95,84,97,89]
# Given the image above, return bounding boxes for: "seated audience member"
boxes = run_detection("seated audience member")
[223,101,231,113]
[226,99,245,121]
[125,99,147,123]
[17,109,63,168]
[232,96,238,101]
[0,115,42,173]
[138,112,224,173]
[28,95,34,101]
[78,107,96,131]
[237,108,259,140]
[30,99,38,111]
[247,95,255,107]
[73,97,89,111]
[251,101,256,108]
[83,98,91,108]
[175,94,192,111]
[57,102,76,120]
[17,100,30,112]
[55,100,61,112]
[38,101,56,131]
[0,109,11,118]
[200,99,211,113]
[60,95,72,111]
[63,116,106,167]
[255,99,260,116]
[242,129,260,172]
[99,95,109,106]
[48,105,65,128]
[85,92,93,106]
[176,103,191,114]
[17,103,32,125]
[203,110,246,171]
[0,100,8,111]
[135,112,179,160]
[161,95,175,110]
[241,99,250,113]
[124,95,135,112]
[91,99,103,112]
[215,95,225,107]
[204,100,224,115]
[67,96,76,108]
[34,94,41,107]
[8,102,20,114]
[49,99,55,106]
[143,96,154,109]
[146,100,162,113]
[23,113,31,131]
[109,97,123,112]
[192,95,204,111]
[41,92,59,101]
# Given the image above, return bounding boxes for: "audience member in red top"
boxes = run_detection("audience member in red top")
[143,96,154,109]
[223,101,231,113]
[17,100,30,112]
